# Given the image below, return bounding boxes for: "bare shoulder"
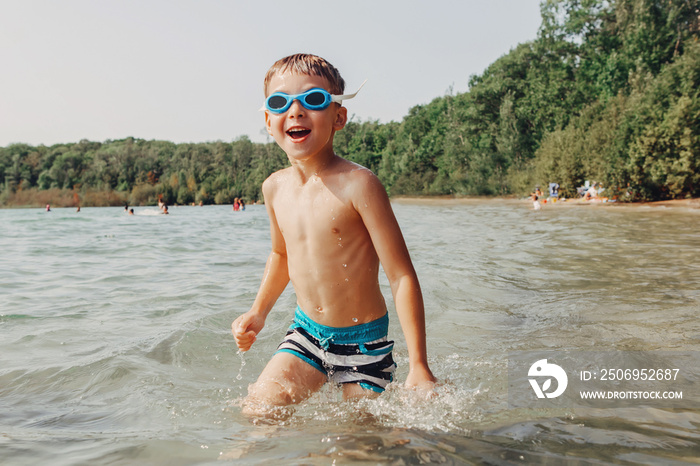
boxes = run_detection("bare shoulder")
[335,159,385,196]
[262,167,293,198]
[341,162,389,208]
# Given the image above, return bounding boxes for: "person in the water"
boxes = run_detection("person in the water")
[232,53,436,415]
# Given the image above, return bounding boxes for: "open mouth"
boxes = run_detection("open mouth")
[287,128,311,140]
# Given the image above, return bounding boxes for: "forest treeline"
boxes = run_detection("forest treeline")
[1,0,699,207]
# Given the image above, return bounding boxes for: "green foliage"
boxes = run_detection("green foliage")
[531,98,621,197]
[614,40,700,200]
[0,137,289,207]
[2,0,698,206]
[531,39,700,201]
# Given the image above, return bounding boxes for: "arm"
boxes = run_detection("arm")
[353,172,436,389]
[232,179,290,351]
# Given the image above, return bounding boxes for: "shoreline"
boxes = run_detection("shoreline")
[3,196,699,210]
[391,195,700,210]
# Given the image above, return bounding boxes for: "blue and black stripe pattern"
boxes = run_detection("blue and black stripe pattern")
[276,306,396,393]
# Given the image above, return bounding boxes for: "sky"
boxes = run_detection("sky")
[0,0,543,147]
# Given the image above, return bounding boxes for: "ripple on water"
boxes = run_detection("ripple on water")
[1,203,699,464]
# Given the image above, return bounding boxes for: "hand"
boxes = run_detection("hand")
[405,364,437,392]
[232,311,266,352]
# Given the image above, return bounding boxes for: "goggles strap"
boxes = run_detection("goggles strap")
[331,79,367,104]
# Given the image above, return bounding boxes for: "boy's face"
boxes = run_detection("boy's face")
[264,71,347,162]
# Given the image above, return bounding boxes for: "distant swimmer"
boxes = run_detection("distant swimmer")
[162,205,169,215]
[583,183,598,201]
[129,208,134,215]
[549,182,559,200]
[46,204,51,212]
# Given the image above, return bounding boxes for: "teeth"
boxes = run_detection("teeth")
[288,128,307,132]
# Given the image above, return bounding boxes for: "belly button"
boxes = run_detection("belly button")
[331,227,340,234]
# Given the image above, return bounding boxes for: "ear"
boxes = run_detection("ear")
[333,106,348,131]
[264,110,273,136]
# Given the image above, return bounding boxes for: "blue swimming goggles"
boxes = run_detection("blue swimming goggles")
[263,80,366,114]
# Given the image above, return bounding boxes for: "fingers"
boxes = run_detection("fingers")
[231,316,243,335]
[235,330,257,352]
[232,315,257,351]
[231,314,251,336]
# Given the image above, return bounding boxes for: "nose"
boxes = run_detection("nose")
[287,99,305,118]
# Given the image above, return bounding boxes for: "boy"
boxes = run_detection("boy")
[232,54,435,412]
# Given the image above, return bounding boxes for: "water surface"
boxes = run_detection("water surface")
[1,201,699,464]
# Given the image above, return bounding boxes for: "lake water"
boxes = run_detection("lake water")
[1,201,699,465]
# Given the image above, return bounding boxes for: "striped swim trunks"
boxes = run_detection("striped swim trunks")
[276,306,396,393]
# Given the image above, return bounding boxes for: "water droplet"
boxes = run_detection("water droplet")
[342,263,347,268]
[345,278,349,282]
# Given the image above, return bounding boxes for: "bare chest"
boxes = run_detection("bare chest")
[272,181,364,247]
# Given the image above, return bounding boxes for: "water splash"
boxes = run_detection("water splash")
[283,380,483,435]
[235,350,246,381]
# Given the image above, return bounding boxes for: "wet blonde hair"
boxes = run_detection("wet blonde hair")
[263,53,346,96]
